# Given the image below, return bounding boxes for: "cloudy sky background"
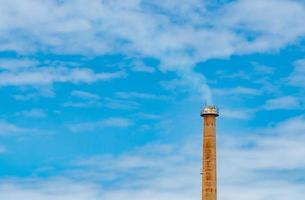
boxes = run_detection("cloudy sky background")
[1,0,305,199]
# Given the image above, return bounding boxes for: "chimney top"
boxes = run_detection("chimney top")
[200,105,219,117]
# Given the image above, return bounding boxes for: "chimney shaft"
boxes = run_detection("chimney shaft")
[201,106,218,200]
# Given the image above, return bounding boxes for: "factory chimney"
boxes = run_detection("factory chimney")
[201,106,219,200]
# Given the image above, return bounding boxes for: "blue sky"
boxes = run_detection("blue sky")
[1,0,305,199]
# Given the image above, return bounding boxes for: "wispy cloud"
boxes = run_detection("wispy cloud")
[130,60,155,73]
[0,178,102,200]
[116,92,168,100]
[104,98,140,110]
[136,113,161,120]
[216,70,251,80]
[1,0,304,101]
[214,86,262,96]
[263,96,300,110]
[16,109,47,118]
[288,59,305,87]
[1,1,305,199]
[0,58,38,70]
[63,90,101,108]
[0,145,6,153]
[0,120,27,136]
[252,63,275,75]
[12,86,56,101]
[219,0,305,52]
[63,101,100,108]
[0,67,124,87]
[221,108,253,120]
[71,90,100,100]
[68,117,133,133]
[2,115,305,199]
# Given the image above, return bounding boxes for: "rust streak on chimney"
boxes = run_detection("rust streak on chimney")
[201,106,219,200]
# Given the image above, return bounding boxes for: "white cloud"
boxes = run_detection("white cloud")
[221,108,252,120]
[159,78,190,92]
[216,70,251,80]
[288,59,305,87]
[136,113,161,120]
[103,98,140,110]
[161,71,213,102]
[263,96,300,110]
[0,67,124,87]
[0,145,6,153]
[213,86,262,96]
[68,117,133,133]
[219,116,305,187]
[70,115,305,199]
[1,1,305,199]
[2,115,305,199]
[17,109,47,118]
[116,91,168,100]
[63,90,101,107]
[0,178,102,200]
[65,141,201,198]
[71,90,100,100]
[13,87,56,101]
[62,101,101,108]
[252,63,275,74]
[1,0,304,101]
[219,0,305,53]
[130,61,155,73]
[0,58,38,70]
[0,120,27,135]
[274,116,305,136]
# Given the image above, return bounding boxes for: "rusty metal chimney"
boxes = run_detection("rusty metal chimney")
[201,105,219,200]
